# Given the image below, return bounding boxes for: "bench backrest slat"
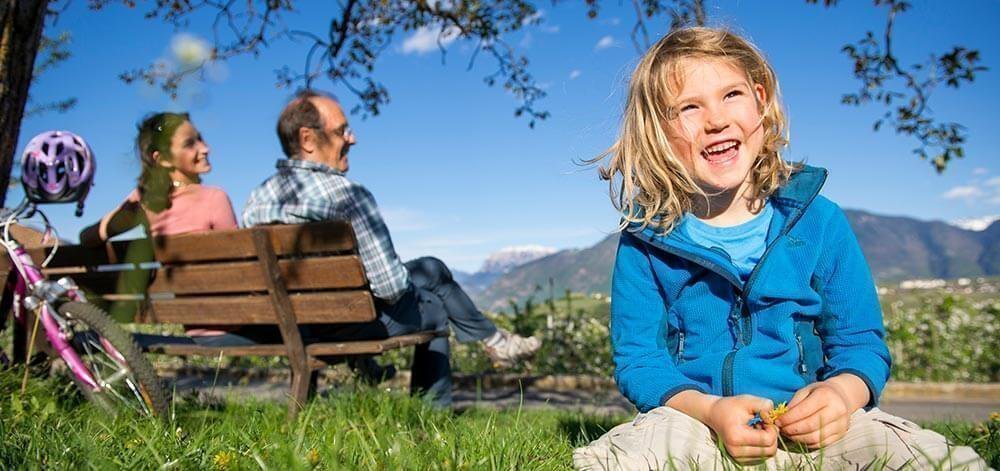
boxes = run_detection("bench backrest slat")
[62,255,367,296]
[18,220,357,269]
[136,291,376,324]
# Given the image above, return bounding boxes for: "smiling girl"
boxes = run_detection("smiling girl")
[80,112,237,245]
[573,27,986,470]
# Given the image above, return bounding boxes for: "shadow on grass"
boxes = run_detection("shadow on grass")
[558,414,624,447]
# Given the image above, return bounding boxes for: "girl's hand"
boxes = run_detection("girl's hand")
[776,374,869,448]
[704,395,779,464]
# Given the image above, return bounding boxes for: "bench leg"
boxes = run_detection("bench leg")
[287,361,313,419]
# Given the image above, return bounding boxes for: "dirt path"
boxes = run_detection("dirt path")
[166,371,998,423]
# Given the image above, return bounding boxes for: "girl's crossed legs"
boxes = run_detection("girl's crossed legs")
[573,406,987,470]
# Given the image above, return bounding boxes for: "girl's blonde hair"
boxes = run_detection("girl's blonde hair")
[597,27,798,233]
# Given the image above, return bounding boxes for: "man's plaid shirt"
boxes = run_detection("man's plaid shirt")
[242,158,411,303]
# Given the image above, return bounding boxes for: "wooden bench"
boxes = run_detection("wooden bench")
[4,221,443,417]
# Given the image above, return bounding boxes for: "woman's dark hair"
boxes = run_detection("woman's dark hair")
[135,112,190,212]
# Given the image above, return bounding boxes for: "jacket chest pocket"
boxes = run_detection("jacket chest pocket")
[793,316,824,381]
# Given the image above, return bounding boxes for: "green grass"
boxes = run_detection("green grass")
[2,370,997,470]
[0,370,618,469]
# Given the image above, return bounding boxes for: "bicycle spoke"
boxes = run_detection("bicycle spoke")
[102,368,129,385]
[100,380,143,414]
[84,338,124,371]
[54,301,167,419]
[77,333,107,385]
[72,327,149,415]
[123,378,153,416]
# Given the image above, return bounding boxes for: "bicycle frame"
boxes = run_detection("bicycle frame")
[2,202,123,393]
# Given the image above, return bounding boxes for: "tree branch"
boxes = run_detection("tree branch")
[837,0,986,172]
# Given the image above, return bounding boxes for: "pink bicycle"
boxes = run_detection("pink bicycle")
[0,130,168,418]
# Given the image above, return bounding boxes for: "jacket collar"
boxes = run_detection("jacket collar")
[629,165,828,288]
[768,165,828,237]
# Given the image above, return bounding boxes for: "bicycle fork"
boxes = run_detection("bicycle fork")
[11,242,118,392]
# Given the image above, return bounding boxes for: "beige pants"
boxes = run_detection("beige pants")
[573,406,989,470]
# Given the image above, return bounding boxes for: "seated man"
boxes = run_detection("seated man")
[242,90,540,407]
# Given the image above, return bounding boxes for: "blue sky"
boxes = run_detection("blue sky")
[17,0,1000,272]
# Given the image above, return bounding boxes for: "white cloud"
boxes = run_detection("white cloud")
[401,26,461,55]
[519,32,533,48]
[522,10,543,26]
[569,69,582,80]
[521,9,558,33]
[942,185,985,200]
[985,176,1000,187]
[973,167,989,175]
[382,208,429,231]
[594,35,616,51]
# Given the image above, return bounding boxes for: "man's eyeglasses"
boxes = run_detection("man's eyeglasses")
[333,125,354,139]
[312,125,354,140]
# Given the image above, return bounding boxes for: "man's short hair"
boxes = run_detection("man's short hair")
[276,89,339,158]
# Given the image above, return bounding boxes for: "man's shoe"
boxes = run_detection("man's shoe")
[483,329,542,369]
[348,355,397,385]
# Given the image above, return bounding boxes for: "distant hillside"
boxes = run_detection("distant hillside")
[473,210,1000,311]
[453,245,557,295]
[474,233,618,310]
[846,210,994,280]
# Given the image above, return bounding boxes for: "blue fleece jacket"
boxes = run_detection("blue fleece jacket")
[610,166,891,412]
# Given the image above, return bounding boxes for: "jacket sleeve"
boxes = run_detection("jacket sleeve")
[611,232,706,412]
[815,207,892,407]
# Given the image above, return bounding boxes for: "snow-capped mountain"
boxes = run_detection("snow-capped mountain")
[478,245,558,274]
[453,245,558,295]
[950,215,1000,231]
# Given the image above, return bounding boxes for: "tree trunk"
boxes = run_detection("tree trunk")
[0,0,48,208]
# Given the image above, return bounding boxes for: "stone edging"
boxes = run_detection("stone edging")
[451,374,1000,402]
[157,366,999,402]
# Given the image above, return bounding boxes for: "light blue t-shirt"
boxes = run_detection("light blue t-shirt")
[679,202,774,283]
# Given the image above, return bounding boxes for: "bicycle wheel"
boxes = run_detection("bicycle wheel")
[57,301,169,419]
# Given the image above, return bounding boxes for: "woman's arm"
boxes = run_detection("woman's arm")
[79,200,143,247]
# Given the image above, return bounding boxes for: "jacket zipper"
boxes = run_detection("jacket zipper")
[676,331,686,363]
[740,170,828,345]
[795,332,807,374]
[722,350,737,396]
[721,295,743,396]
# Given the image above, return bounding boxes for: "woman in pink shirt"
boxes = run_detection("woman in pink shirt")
[80,112,240,343]
[81,112,237,243]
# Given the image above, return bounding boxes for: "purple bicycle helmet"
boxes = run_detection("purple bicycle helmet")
[20,130,95,215]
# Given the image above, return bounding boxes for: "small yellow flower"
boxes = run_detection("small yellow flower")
[765,402,789,425]
[307,448,320,466]
[989,411,999,422]
[213,451,234,470]
[125,437,142,449]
